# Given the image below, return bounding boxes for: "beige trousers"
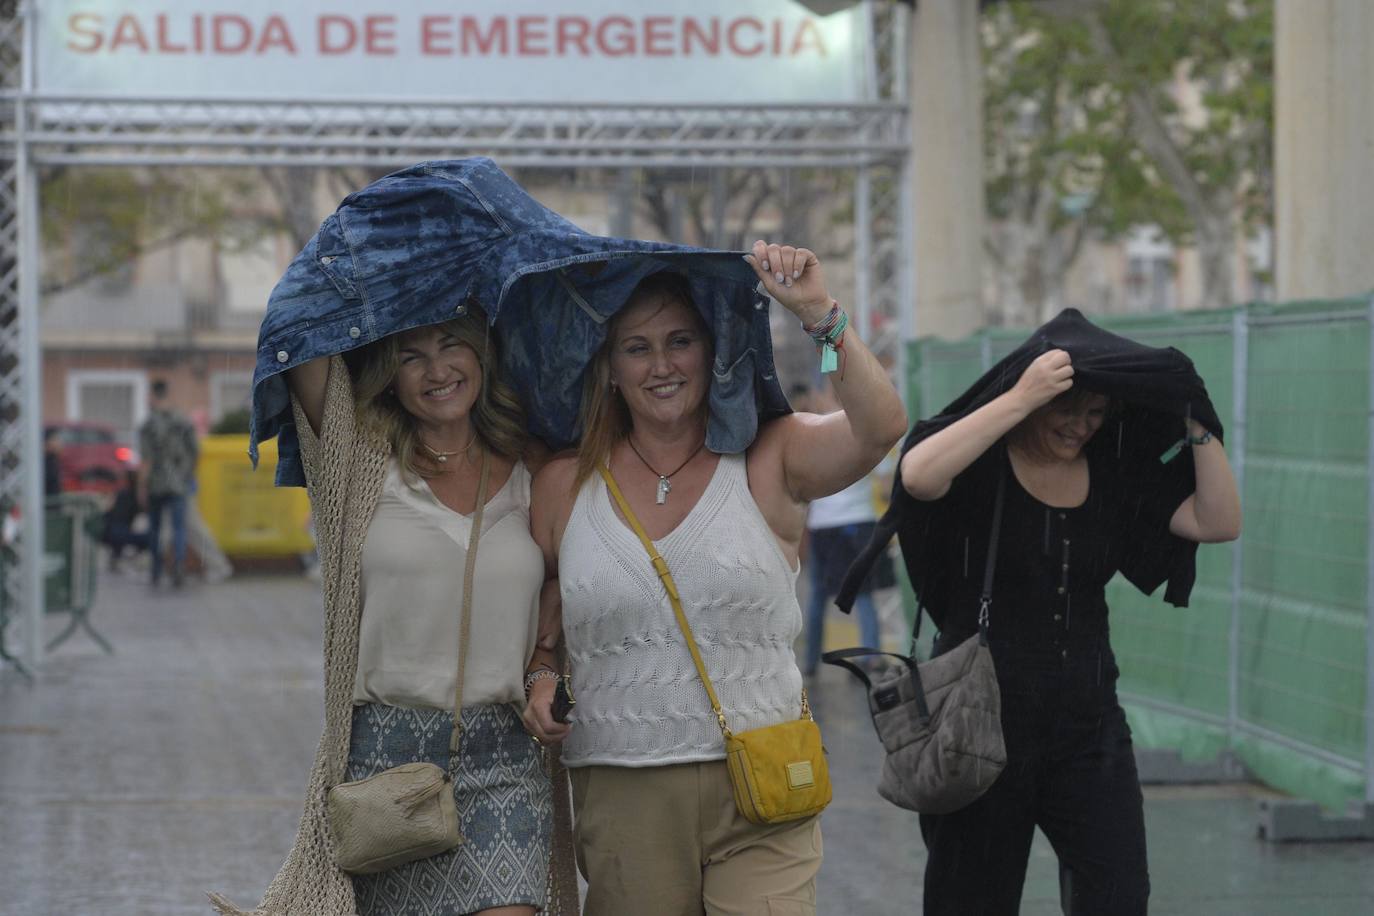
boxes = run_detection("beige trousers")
[570,760,822,916]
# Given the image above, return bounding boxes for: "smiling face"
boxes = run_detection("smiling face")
[608,291,711,434]
[391,324,483,435]
[1024,391,1110,461]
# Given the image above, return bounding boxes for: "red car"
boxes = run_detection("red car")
[45,421,136,496]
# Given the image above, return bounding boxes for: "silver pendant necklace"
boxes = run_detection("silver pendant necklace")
[625,436,707,505]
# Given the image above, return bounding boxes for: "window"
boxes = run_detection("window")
[210,371,254,425]
[1124,228,1176,313]
[65,371,147,447]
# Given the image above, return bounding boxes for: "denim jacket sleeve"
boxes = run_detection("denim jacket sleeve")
[251,158,791,487]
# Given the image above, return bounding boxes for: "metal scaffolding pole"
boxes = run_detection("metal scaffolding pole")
[854,167,872,341]
[1229,308,1249,747]
[1366,294,1374,803]
[16,37,39,672]
[0,4,912,675]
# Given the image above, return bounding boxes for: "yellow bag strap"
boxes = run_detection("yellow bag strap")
[598,464,736,740]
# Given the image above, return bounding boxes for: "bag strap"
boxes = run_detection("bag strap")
[599,465,814,741]
[902,456,1007,652]
[896,451,1010,658]
[598,465,735,739]
[977,456,1009,642]
[449,449,492,754]
[823,454,1008,728]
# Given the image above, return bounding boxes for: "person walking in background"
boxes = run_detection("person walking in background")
[137,379,198,588]
[101,469,150,572]
[184,476,234,583]
[43,427,63,497]
[801,381,888,677]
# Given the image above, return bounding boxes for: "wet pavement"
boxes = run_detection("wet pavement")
[3,571,1373,915]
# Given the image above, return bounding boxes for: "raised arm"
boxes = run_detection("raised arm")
[1167,419,1242,543]
[285,355,331,437]
[744,240,908,502]
[900,349,1072,501]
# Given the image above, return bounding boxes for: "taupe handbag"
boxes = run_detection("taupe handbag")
[824,469,1007,815]
[326,451,490,875]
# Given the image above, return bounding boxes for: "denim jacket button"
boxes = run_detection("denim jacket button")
[349,327,361,338]
[276,350,289,363]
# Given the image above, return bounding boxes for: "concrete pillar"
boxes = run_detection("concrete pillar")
[908,0,985,339]
[1276,0,1374,301]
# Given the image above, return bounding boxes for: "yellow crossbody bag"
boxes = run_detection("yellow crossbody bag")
[599,466,832,825]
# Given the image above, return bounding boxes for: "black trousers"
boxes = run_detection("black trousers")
[919,636,1149,916]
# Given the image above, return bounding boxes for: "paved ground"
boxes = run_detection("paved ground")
[3,570,1374,915]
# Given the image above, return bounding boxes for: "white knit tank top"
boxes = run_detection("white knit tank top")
[559,452,804,768]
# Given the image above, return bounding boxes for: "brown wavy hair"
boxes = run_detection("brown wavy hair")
[351,306,528,480]
[573,272,710,489]
[1009,386,1115,460]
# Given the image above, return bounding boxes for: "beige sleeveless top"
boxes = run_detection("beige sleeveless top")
[352,457,543,710]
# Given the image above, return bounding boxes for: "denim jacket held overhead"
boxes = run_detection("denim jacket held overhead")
[251,158,790,486]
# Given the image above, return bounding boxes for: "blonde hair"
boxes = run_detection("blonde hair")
[351,307,528,480]
[574,273,708,489]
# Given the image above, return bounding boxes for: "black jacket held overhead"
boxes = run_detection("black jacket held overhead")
[837,308,1223,625]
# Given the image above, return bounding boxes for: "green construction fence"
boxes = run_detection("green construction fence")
[904,296,1374,810]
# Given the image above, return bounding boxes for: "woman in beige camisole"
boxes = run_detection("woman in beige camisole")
[281,310,566,916]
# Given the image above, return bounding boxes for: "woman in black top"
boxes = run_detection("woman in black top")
[899,342,1241,915]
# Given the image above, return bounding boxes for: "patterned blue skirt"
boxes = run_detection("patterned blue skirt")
[346,702,552,916]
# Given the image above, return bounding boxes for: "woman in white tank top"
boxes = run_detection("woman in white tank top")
[523,240,908,916]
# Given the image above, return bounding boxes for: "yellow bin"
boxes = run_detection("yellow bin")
[196,435,315,557]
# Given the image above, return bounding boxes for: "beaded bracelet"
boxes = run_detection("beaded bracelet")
[523,666,558,699]
[802,301,849,376]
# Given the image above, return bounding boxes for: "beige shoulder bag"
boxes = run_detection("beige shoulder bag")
[327,450,491,875]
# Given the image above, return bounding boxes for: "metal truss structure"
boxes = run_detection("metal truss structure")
[0,0,911,673]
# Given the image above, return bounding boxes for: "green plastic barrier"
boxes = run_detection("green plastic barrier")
[43,493,111,654]
[0,492,111,669]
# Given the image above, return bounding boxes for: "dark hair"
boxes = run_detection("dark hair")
[1048,386,1110,413]
[151,380,169,399]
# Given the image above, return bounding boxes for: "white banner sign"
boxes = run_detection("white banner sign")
[39,1,869,104]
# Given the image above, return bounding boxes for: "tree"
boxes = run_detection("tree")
[635,167,851,256]
[40,168,240,297]
[983,0,1273,319]
[259,166,389,250]
[40,165,390,301]
[983,2,1139,324]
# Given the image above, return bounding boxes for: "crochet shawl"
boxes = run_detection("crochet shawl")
[210,356,578,915]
